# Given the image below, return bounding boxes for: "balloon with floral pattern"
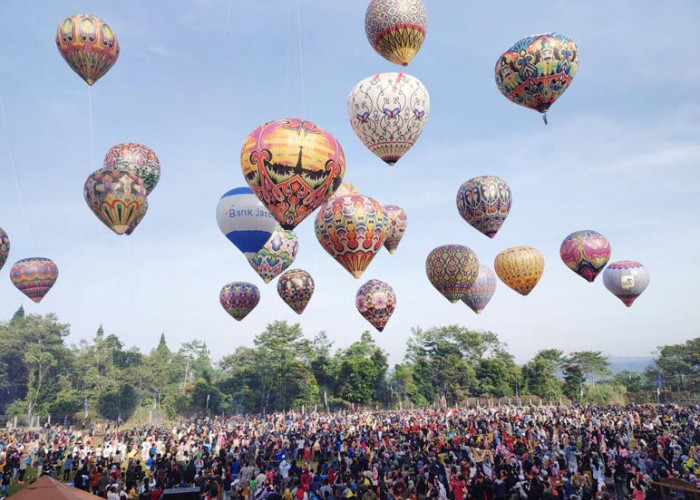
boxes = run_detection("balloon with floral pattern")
[603,261,650,307]
[219,282,260,321]
[494,246,544,296]
[83,169,148,235]
[56,14,119,85]
[456,176,512,238]
[0,227,9,271]
[277,269,314,314]
[495,33,578,123]
[10,257,59,303]
[240,118,345,230]
[365,0,427,66]
[560,230,611,282]
[356,279,396,332]
[425,245,479,303]
[248,226,299,283]
[382,205,407,254]
[461,265,497,314]
[315,195,387,278]
[103,143,161,196]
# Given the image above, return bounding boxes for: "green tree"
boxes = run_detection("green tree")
[334,332,388,405]
[521,349,563,399]
[651,338,699,393]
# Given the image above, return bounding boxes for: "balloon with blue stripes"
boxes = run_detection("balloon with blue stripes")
[216,187,278,258]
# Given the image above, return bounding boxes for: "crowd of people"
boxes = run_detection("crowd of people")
[0,404,699,499]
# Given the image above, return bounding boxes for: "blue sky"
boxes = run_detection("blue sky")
[0,0,698,366]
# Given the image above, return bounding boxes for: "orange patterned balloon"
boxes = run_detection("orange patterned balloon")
[382,205,407,254]
[83,169,148,235]
[56,14,119,85]
[494,246,544,295]
[314,195,386,279]
[241,118,345,230]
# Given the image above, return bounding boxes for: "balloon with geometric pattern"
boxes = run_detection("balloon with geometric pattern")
[348,72,430,165]
[277,269,314,314]
[425,244,479,303]
[560,230,611,282]
[56,14,119,85]
[0,227,9,271]
[219,281,260,321]
[456,176,512,238]
[83,169,148,235]
[330,181,360,200]
[382,205,407,254]
[103,143,161,196]
[315,195,387,279]
[356,279,397,332]
[461,265,497,314]
[494,246,544,296]
[124,198,148,236]
[603,261,650,307]
[495,33,578,123]
[248,226,299,283]
[10,257,59,303]
[365,0,427,66]
[240,118,345,230]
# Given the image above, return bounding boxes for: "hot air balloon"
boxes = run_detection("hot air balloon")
[0,227,9,271]
[603,261,650,307]
[461,265,497,314]
[315,195,386,278]
[356,279,396,332]
[365,0,427,66]
[56,14,119,85]
[456,176,512,238]
[124,198,148,236]
[248,226,299,283]
[219,282,260,321]
[494,246,544,296]
[240,118,345,230]
[83,169,148,235]
[330,181,360,200]
[560,230,611,282]
[103,143,161,196]
[495,33,578,123]
[382,205,407,254]
[10,258,58,303]
[348,72,429,165]
[277,269,314,314]
[216,187,278,259]
[425,245,479,303]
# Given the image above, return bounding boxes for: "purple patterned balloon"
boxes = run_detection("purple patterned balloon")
[426,245,479,303]
[603,261,650,307]
[456,176,512,238]
[219,282,260,321]
[0,227,9,271]
[356,279,396,332]
[560,230,611,282]
[277,269,314,314]
[248,226,299,283]
[382,205,407,254]
[461,265,497,314]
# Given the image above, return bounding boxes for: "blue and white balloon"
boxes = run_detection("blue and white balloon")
[216,187,278,258]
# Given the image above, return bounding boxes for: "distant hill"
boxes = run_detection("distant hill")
[607,356,655,374]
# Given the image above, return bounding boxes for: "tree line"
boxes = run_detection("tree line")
[0,306,697,422]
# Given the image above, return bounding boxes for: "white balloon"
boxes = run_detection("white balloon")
[216,187,278,258]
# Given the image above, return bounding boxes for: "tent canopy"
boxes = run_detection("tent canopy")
[10,475,102,500]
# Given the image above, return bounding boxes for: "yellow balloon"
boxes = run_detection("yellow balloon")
[494,246,544,296]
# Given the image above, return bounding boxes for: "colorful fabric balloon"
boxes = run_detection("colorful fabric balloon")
[348,72,429,165]
[219,282,260,321]
[425,245,479,303]
[103,143,161,196]
[315,195,386,279]
[10,258,58,303]
[124,198,148,236]
[277,269,315,314]
[365,0,427,66]
[0,227,9,271]
[83,169,148,235]
[456,176,512,238]
[495,33,578,122]
[216,187,278,259]
[248,226,299,283]
[356,279,397,332]
[56,14,119,85]
[603,261,650,307]
[560,230,611,282]
[240,118,345,230]
[461,265,497,314]
[330,181,360,200]
[494,246,544,296]
[382,205,407,254]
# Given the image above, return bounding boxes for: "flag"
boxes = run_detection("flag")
[441,383,447,400]
[152,395,157,410]
[515,379,519,399]
[579,375,584,400]
[84,397,88,419]
[657,373,662,396]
